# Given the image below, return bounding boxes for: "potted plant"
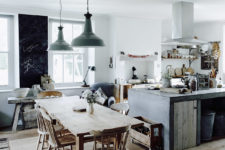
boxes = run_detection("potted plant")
[82,90,98,114]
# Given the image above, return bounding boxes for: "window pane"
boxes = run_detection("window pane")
[0,53,8,85]
[74,55,83,82]
[51,20,85,84]
[0,18,8,51]
[64,55,73,82]
[73,24,83,38]
[52,22,60,42]
[63,23,73,44]
[53,54,63,83]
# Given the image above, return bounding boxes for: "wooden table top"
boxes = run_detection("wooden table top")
[35,96,143,136]
[8,97,35,104]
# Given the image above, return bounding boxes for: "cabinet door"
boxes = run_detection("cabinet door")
[174,100,197,150]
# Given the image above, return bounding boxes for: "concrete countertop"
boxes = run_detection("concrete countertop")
[130,88,225,102]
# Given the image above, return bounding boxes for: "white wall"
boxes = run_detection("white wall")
[0,91,16,127]
[110,17,162,81]
[93,16,113,83]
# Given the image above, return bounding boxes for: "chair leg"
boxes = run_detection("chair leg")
[40,134,45,150]
[36,134,41,150]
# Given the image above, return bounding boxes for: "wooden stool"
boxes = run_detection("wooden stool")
[110,103,129,115]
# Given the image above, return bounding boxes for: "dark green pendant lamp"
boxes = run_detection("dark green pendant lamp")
[71,0,105,47]
[48,0,73,51]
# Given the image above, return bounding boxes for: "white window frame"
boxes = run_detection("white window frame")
[48,19,88,88]
[0,15,16,90]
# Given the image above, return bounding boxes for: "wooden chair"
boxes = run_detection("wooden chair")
[37,91,66,134]
[110,103,129,115]
[37,91,63,99]
[36,106,71,150]
[90,125,130,150]
[36,106,48,150]
[39,108,76,150]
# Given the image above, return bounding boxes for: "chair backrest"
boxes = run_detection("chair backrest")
[90,125,130,150]
[110,103,129,115]
[36,106,47,133]
[39,107,60,147]
[37,91,62,99]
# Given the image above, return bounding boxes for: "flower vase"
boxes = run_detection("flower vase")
[87,103,94,114]
[162,78,170,88]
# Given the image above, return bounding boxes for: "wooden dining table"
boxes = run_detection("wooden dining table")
[35,96,144,150]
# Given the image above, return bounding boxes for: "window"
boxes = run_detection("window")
[49,19,85,86]
[0,15,14,89]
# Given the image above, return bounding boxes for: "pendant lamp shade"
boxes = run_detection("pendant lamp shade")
[48,26,73,51]
[71,13,105,47]
[48,0,73,51]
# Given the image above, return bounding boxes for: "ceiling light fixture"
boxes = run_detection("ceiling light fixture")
[48,0,73,51]
[71,0,105,47]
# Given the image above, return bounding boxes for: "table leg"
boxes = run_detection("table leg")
[12,104,21,132]
[120,85,124,102]
[75,135,84,150]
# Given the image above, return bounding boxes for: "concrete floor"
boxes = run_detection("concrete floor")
[1,128,225,150]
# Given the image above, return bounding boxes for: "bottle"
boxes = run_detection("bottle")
[217,78,222,88]
[190,77,197,91]
[182,64,186,75]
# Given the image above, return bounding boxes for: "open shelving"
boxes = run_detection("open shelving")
[119,55,158,62]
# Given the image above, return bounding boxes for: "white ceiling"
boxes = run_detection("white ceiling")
[0,0,225,22]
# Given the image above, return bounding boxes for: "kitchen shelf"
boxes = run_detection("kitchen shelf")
[119,55,158,62]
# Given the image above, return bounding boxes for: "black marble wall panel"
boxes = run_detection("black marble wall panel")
[19,14,48,88]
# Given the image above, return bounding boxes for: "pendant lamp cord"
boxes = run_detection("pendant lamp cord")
[87,0,89,13]
[59,0,62,26]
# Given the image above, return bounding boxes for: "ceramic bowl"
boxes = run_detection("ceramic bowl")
[14,88,30,98]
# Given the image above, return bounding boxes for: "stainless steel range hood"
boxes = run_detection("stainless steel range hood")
[162,1,207,46]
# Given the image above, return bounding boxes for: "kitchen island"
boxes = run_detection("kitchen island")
[128,88,225,150]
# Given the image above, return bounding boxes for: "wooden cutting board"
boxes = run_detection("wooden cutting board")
[160,88,192,94]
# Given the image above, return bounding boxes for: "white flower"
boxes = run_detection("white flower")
[82,89,93,98]
[82,89,97,104]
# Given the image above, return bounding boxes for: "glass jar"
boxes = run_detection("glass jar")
[189,76,198,91]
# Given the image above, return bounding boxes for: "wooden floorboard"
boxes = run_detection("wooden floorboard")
[1,128,225,150]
